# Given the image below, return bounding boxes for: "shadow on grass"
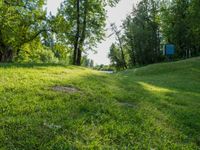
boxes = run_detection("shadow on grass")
[1,65,200,148]
[77,72,200,147]
[130,80,200,146]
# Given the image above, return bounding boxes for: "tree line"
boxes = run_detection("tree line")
[108,0,200,69]
[0,0,119,65]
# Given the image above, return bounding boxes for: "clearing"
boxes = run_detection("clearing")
[0,57,200,149]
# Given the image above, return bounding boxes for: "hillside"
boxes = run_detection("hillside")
[0,57,200,149]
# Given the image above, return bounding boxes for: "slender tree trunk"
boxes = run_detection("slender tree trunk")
[77,47,82,65]
[130,38,136,66]
[0,30,12,62]
[117,35,127,69]
[0,30,4,62]
[130,24,136,66]
[73,0,80,65]
[77,0,88,66]
[0,50,3,62]
[111,24,127,69]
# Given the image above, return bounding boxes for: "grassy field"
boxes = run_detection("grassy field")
[0,57,200,149]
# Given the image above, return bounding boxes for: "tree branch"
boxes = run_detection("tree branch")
[20,29,54,46]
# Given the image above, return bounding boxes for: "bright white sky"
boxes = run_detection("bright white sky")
[46,0,140,65]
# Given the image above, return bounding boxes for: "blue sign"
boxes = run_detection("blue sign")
[165,44,175,55]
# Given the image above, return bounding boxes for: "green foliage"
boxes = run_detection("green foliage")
[0,0,120,65]
[93,64,115,71]
[56,0,119,65]
[109,0,200,70]
[0,57,199,149]
[53,43,71,64]
[108,43,126,70]
[160,0,190,57]
[81,56,94,68]
[0,0,199,66]
[123,0,161,67]
[188,0,200,55]
[159,0,200,58]
[109,23,128,69]
[17,40,58,63]
[0,0,47,61]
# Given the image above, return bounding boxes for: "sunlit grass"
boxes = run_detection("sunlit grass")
[0,57,200,149]
[138,82,174,93]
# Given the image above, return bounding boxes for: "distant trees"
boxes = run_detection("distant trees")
[161,0,200,58]
[82,56,94,67]
[109,0,200,69]
[110,23,127,69]
[189,0,200,56]
[108,43,126,70]
[124,0,160,66]
[160,0,190,58]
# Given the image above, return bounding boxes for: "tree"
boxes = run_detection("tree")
[108,43,125,69]
[160,0,200,58]
[160,0,191,58]
[110,23,127,69]
[109,0,199,69]
[89,59,94,68]
[122,0,161,66]
[0,0,47,62]
[57,0,119,65]
[188,0,200,56]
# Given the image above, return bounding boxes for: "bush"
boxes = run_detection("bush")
[17,40,58,63]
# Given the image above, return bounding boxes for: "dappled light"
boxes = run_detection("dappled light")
[138,82,174,94]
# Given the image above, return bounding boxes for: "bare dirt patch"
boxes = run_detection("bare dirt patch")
[118,102,136,108]
[52,86,79,93]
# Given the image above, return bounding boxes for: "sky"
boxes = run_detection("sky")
[46,0,140,65]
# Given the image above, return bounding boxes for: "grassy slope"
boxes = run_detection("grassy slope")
[0,57,200,149]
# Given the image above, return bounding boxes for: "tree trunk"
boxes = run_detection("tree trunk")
[77,47,82,65]
[0,47,13,62]
[77,0,88,66]
[73,0,80,65]
[117,35,127,69]
[0,30,13,62]
[111,24,127,69]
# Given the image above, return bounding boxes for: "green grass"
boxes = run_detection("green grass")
[1,57,200,149]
